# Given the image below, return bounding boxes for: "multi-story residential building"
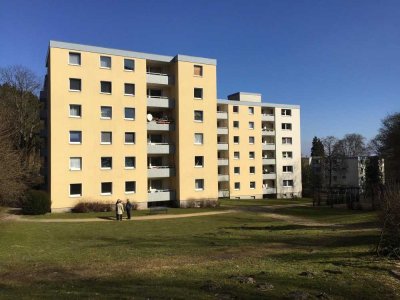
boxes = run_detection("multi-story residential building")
[41,41,301,212]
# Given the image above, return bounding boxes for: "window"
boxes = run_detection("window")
[249,166,255,174]
[194,65,203,76]
[195,179,204,191]
[282,109,292,116]
[233,121,239,128]
[234,182,240,190]
[100,56,111,68]
[125,132,135,144]
[125,181,136,193]
[282,137,293,144]
[249,136,255,144]
[249,122,254,130]
[69,78,81,91]
[69,104,81,117]
[101,132,112,144]
[101,182,112,195]
[194,88,203,99]
[101,81,112,94]
[233,106,239,113]
[283,180,294,187]
[125,157,136,169]
[233,136,239,144]
[69,157,82,171]
[194,133,203,145]
[124,83,135,96]
[195,156,204,167]
[101,106,112,119]
[69,131,82,144]
[234,151,240,159]
[124,59,135,71]
[282,123,292,130]
[248,107,254,114]
[283,166,294,173]
[101,157,112,169]
[70,183,82,197]
[249,151,255,159]
[283,151,293,158]
[234,167,240,175]
[194,110,203,122]
[124,107,135,120]
[69,52,81,65]
[250,181,256,189]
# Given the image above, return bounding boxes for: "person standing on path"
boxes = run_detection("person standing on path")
[125,199,132,220]
[116,200,124,221]
[115,199,120,220]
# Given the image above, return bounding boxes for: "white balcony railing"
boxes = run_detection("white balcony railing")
[147,143,175,154]
[217,127,228,135]
[217,143,228,150]
[218,174,229,181]
[146,72,174,85]
[147,167,175,178]
[217,111,228,119]
[218,158,229,166]
[147,96,174,108]
[147,190,175,202]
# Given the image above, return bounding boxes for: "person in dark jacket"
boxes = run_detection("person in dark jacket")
[126,199,132,220]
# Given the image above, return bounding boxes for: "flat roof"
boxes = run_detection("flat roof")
[48,40,217,66]
[217,99,300,109]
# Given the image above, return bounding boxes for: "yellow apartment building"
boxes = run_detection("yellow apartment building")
[40,41,301,212]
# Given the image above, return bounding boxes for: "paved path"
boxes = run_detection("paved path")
[1,210,235,223]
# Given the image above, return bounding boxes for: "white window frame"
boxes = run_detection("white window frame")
[283,151,293,158]
[125,157,136,169]
[234,151,240,160]
[282,137,293,144]
[69,131,82,144]
[249,151,255,159]
[100,132,112,145]
[124,107,135,120]
[283,180,294,187]
[124,83,135,96]
[250,181,256,189]
[283,166,294,173]
[124,132,135,145]
[194,110,204,122]
[69,104,81,118]
[125,181,136,194]
[69,183,82,197]
[100,81,112,94]
[195,179,204,191]
[69,157,82,171]
[282,109,292,116]
[100,56,111,69]
[194,88,203,99]
[101,157,112,170]
[234,182,240,190]
[248,107,254,115]
[194,156,204,168]
[282,123,292,130]
[194,133,204,145]
[101,182,113,195]
[249,122,254,130]
[68,52,81,66]
[69,78,81,92]
[249,136,255,144]
[100,106,112,120]
[124,59,135,72]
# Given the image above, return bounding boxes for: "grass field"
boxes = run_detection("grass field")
[0,199,399,299]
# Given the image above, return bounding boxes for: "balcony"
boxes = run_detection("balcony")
[262,143,275,150]
[217,111,228,119]
[147,96,175,109]
[218,174,229,181]
[147,121,175,131]
[262,129,275,136]
[147,143,175,154]
[148,167,175,178]
[217,143,228,150]
[218,158,229,166]
[217,127,228,135]
[147,190,176,202]
[262,158,276,165]
[147,72,174,85]
[218,190,230,198]
[262,188,277,194]
[262,114,275,121]
[263,173,276,180]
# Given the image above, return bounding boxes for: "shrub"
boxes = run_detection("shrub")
[21,190,51,215]
[71,201,113,213]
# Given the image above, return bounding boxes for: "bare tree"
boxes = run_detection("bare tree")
[0,66,42,184]
[335,133,367,157]
[322,136,340,189]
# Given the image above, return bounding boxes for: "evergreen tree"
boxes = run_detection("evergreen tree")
[311,136,325,157]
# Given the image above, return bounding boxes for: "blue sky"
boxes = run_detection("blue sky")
[1,0,399,154]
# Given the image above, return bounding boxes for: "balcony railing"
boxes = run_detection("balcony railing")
[217,143,228,150]
[217,158,229,166]
[217,111,228,119]
[262,158,276,165]
[147,167,175,178]
[146,72,174,85]
[262,187,277,194]
[147,121,175,131]
[262,143,275,150]
[262,173,276,180]
[217,127,228,135]
[218,174,229,181]
[147,96,175,108]
[147,143,175,154]
[261,114,275,121]
[147,189,176,202]
[218,190,230,198]
[262,129,275,136]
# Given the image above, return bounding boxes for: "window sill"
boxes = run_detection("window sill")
[100,117,112,120]
[194,98,203,100]
[69,90,81,93]
[194,143,203,145]
[68,63,81,67]
[69,194,82,198]
[69,116,81,118]
[100,143,112,145]
[194,166,204,168]
[124,143,135,145]
[124,94,135,97]
[195,189,204,191]
[100,67,111,70]
[101,168,112,170]
[194,120,203,123]
[125,191,136,194]
[124,69,135,72]
[69,142,82,145]
[100,92,112,95]
[101,193,112,196]
[125,167,135,170]
[69,169,81,171]
[124,118,135,121]
[193,75,203,78]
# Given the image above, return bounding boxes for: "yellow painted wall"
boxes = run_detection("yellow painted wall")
[49,47,148,211]
[228,104,263,198]
[175,61,218,202]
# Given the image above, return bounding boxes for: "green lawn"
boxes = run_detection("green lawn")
[0,201,398,299]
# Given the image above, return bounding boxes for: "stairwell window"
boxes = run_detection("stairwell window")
[233,106,239,113]
[282,123,292,130]
[194,133,204,145]
[194,65,203,76]
[195,156,204,167]
[101,157,112,169]
[195,179,204,191]
[194,110,203,122]
[125,157,136,169]
[282,137,293,144]
[69,157,82,171]
[233,121,239,128]
[124,83,135,96]
[234,182,240,190]
[124,108,135,120]
[233,136,239,144]
[234,151,240,159]
[125,132,135,144]
[249,136,255,144]
[101,132,112,144]
[249,122,254,130]
[69,52,81,65]
[69,131,82,144]
[249,151,255,159]
[283,151,293,158]
[283,165,293,173]
[234,167,240,175]
[250,181,256,189]
[101,106,112,119]
[100,81,112,94]
[69,104,81,118]
[248,107,254,114]
[100,56,111,69]
[249,166,255,174]
[282,109,292,116]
